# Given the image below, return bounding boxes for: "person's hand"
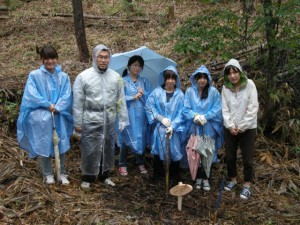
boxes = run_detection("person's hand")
[194,114,201,124]
[138,87,144,95]
[75,127,82,133]
[48,104,55,112]
[229,127,239,135]
[161,118,172,127]
[199,115,207,125]
[133,92,143,100]
[119,125,125,132]
[166,127,173,139]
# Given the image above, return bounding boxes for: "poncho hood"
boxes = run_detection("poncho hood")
[158,65,181,89]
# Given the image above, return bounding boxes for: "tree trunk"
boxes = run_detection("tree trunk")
[262,0,279,128]
[72,0,90,62]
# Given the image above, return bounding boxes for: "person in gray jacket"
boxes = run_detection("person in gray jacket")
[222,59,259,200]
[73,44,129,189]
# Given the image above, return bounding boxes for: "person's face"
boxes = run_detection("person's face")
[43,58,57,73]
[164,71,176,91]
[96,50,110,70]
[227,68,240,86]
[129,61,142,76]
[196,75,208,90]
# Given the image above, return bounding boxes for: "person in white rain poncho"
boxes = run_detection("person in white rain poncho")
[17,45,73,185]
[73,44,129,189]
[222,59,259,200]
[182,65,223,192]
[146,66,184,184]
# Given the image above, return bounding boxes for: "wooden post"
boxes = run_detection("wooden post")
[167,4,175,22]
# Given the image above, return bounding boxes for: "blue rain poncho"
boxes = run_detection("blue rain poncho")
[118,73,153,155]
[146,66,185,161]
[73,44,129,175]
[17,64,73,158]
[182,65,223,163]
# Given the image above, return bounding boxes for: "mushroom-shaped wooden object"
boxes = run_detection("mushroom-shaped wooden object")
[169,182,193,211]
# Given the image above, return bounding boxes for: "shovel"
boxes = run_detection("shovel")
[51,111,61,181]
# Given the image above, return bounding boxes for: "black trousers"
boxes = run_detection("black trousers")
[153,155,180,182]
[224,128,256,182]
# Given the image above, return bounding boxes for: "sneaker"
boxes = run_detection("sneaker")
[194,179,202,190]
[224,181,237,191]
[138,165,148,174]
[202,179,211,191]
[45,175,55,184]
[81,181,90,189]
[59,174,70,185]
[240,187,251,200]
[119,167,128,176]
[104,178,115,187]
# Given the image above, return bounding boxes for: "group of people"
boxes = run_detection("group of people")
[17,44,258,200]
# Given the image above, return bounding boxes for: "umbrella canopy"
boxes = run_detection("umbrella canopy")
[186,134,201,181]
[110,46,177,87]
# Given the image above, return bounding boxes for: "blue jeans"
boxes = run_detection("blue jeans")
[119,144,145,167]
[40,153,66,176]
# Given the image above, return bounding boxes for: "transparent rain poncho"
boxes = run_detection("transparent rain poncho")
[182,65,223,165]
[118,71,153,155]
[17,64,73,158]
[145,66,185,161]
[73,45,129,175]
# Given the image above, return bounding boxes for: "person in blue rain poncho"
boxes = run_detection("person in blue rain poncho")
[73,44,129,189]
[182,65,223,191]
[118,55,153,176]
[17,45,73,185]
[146,66,184,184]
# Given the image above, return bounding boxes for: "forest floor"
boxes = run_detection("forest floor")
[0,0,299,224]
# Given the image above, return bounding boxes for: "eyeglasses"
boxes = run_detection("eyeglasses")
[97,56,110,61]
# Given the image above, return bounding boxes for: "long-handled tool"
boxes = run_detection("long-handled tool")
[51,111,61,181]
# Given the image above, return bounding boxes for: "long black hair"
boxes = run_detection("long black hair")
[161,70,177,89]
[194,72,209,99]
[122,55,144,77]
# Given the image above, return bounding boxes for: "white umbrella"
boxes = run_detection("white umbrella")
[51,112,61,181]
[110,46,177,87]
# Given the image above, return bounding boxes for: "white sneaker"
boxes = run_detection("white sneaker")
[81,181,90,189]
[59,174,70,185]
[194,179,202,190]
[104,178,115,187]
[202,179,211,191]
[45,175,55,184]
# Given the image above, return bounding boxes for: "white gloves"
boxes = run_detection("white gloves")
[165,127,173,139]
[194,114,207,125]
[161,118,172,127]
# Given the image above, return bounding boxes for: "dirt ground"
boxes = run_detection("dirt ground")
[0,1,300,224]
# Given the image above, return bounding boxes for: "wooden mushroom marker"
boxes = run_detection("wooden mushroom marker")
[169,182,193,211]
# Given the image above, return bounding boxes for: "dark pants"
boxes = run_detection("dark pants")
[196,164,212,180]
[153,155,180,183]
[224,128,256,182]
[82,151,109,182]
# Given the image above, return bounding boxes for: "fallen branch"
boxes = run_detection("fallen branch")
[41,13,149,23]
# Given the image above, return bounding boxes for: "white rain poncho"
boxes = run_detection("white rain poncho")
[73,45,129,175]
[17,64,73,158]
[118,71,153,154]
[182,65,223,165]
[145,66,185,161]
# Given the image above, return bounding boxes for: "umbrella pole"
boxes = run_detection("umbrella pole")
[51,112,61,182]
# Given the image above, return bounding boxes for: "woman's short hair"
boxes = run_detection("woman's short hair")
[40,45,58,60]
